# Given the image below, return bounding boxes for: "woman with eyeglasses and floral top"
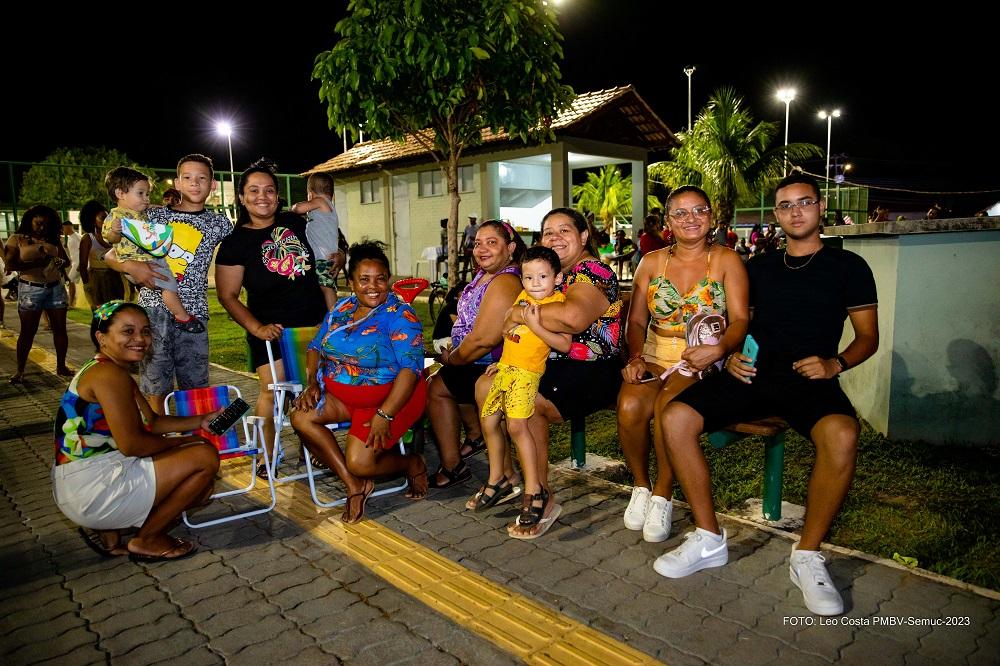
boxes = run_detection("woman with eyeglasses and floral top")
[617,186,749,544]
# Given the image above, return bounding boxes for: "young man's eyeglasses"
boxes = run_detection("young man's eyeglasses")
[669,205,712,221]
[775,199,820,212]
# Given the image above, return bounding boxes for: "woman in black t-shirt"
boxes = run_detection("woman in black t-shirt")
[215,159,326,459]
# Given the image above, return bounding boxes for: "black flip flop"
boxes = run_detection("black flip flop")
[128,538,198,563]
[460,438,487,460]
[78,527,127,558]
[428,461,472,489]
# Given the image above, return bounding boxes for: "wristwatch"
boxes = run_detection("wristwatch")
[835,355,849,373]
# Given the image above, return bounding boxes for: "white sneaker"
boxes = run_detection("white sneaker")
[653,528,728,578]
[623,486,651,530]
[790,548,844,616]
[642,496,672,543]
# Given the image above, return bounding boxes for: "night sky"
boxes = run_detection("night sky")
[5,4,997,214]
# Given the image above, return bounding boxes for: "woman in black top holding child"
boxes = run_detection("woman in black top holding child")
[215,159,327,464]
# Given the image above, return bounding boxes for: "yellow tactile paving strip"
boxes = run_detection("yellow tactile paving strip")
[4,334,662,665]
[280,487,662,665]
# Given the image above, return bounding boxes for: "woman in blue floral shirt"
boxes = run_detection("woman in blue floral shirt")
[290,241,427,523]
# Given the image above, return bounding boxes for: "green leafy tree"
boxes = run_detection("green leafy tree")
[572,165,660,233]
[649,87,822,224]
[314,0,575,286]
[20,146,165,214]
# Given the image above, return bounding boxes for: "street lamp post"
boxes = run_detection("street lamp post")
[817,109,841,199]
[216,122,237,219]
[776,88,796,175]
[684,66,696,131]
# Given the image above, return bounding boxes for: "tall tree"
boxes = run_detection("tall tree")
[649,87,822,224]
[314,0,574,287]
[19,146,165,214]
[572,165,660,233]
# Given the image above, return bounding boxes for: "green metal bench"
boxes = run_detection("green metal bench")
[706,417,789,520]
[570,415,789,521]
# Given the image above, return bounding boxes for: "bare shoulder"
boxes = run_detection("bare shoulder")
[714,246,746,272]
[641,247,670,272]
[78,360,134,400]
[483,271,521,303]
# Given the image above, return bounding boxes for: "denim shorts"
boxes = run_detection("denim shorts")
[139,305,210,396]
[18,281,68,312]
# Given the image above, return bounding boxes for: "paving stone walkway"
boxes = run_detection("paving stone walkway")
[1,310,997,664]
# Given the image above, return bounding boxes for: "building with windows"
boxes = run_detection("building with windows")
[304,86,675,276]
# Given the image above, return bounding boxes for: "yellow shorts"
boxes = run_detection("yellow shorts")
[480,362,541,420]
[642,329,687,370]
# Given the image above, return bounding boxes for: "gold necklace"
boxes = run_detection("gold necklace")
[783,246,822,270]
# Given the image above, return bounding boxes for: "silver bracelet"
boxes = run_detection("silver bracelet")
[375,408,394,422]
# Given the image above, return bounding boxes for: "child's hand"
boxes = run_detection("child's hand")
[111,218,122,233]
[484,363,499,377]
[524,303,541,327]
[290,202,304,215]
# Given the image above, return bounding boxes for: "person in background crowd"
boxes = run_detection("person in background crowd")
[61,218,82,307]
[4,205,73,383]
[78,200,124,311]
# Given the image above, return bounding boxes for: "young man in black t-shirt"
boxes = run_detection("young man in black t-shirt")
[653,173,879,617]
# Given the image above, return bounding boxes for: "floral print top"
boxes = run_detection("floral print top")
[552,259,623,362]
[646,249,726,332]
[309,292,424,386]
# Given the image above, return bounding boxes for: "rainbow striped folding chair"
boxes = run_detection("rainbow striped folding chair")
[266,326,318,483]
[265,322,410,508]
[165,385,275,528]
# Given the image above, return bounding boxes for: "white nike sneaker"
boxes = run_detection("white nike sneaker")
[653,528,728,578]
[642,496,673,543]
[623,486,651,530]
[790,548,844,616]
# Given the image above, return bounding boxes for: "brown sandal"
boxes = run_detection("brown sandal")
[405,468,428,500]
[341,479,375,524]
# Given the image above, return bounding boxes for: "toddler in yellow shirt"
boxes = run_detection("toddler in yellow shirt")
[480,245,570,539]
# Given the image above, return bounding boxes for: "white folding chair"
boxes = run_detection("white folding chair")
[165,385,276,527]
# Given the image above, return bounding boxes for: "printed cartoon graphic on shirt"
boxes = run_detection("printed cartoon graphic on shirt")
[260,226,311,278]
[165,222,203,283]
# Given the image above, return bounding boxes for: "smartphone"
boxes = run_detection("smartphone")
[207,397,252,435]
[741,334,759,366]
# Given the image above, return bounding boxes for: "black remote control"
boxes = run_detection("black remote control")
[207,397,252,435]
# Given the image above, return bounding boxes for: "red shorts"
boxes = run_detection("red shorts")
[323,378,427,446]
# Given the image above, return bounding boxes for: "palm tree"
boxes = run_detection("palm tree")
[573,165,661,232]
[649,87,822,223]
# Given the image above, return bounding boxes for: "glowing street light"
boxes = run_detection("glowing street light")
[776,88,797,175]
[684,66,696,131]
[818,109,842,197]
[215,121,237,216]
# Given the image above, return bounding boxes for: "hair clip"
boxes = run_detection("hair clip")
[93,299,127,322]
[501,221,516,238]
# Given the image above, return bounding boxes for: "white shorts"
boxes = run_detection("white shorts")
[52,450,157,529]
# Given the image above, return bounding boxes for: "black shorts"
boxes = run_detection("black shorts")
[538,358,623,421]
[438,363,488,405]
[673,371,858,438]
[247,333,278,371]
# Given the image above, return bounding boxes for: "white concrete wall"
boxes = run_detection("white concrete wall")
[839,229,1000,444]
[838,237,899,435]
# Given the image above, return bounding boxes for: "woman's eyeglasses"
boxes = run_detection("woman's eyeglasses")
[668,206,712,221]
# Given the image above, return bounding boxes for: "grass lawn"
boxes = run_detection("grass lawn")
[67,291,999,590]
